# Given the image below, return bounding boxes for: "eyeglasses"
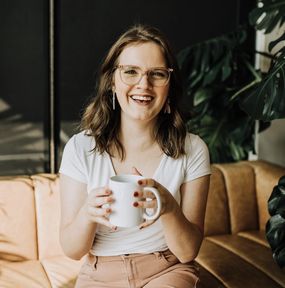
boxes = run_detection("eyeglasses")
[116,65,173,87]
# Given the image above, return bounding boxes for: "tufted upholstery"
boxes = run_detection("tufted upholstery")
[197,161,285,288]
[0,160,284,287]
[0,174,83,288]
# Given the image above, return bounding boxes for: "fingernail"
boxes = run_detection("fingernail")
[138,180,143,185]
[134,191,139,197]
[112,226,117,231]
[133,202,139,207]
[106,208,111,213]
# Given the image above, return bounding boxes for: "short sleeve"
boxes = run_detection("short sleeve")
[59,135,88,183]
[184,134,211,182]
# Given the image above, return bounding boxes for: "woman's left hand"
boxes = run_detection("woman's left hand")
[131,167,178,229]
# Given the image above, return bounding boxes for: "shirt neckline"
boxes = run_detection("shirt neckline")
[107,152,167,179]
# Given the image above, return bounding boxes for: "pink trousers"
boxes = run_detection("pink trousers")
[75,249,199,288]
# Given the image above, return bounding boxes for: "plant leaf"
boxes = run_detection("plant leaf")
[249,0,285,34]
[239,49,285,121]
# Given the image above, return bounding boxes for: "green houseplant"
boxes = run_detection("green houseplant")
[177,28,258,163]
[177,0,285,163]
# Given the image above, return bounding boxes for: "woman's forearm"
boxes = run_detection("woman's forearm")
[160,203,203,263]
[60,203,97,260]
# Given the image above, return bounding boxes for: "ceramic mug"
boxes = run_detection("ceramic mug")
[109,174,162,227]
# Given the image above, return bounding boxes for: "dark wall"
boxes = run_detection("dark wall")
[0,0,49,121]
[58,0,242,120]
[0,0,253,122]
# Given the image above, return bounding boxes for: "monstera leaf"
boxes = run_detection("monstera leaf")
[177,2,285,163]
[249,0,285,33]
[239,46,285,121]
[266,175,285,268]
[177,29,247,95]
[177,28,257,163]
[239,0,285,121]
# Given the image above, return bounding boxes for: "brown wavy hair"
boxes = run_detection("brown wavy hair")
[81,24,187,160]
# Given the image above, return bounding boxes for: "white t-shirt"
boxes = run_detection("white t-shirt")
[59,131,211,256]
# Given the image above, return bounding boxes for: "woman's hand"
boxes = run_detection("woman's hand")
[132,167,178,229]
[85,187,116,229]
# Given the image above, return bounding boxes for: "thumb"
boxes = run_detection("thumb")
[132,166,142,176]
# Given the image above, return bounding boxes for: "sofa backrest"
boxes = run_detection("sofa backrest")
[0,174,63,261]
[204,161,285,236]
[1,160,284,261]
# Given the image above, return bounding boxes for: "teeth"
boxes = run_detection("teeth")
[131,95,153,101]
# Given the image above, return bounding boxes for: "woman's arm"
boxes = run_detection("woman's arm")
[162,175,210,263]
[138,175,210,263]
[59,174,114,260]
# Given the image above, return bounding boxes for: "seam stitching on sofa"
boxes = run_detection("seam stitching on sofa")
[206,236,284,286]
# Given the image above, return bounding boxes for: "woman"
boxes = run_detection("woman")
[59,24,211,288]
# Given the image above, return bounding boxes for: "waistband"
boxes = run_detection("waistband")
[87,249,172,264]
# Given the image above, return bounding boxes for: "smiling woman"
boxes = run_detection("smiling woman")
[113,42,170,124]
[59,24,211,288]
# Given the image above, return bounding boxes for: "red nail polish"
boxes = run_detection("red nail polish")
[133,202,139,207]
[134,191,139,197]
[138,180,143,185]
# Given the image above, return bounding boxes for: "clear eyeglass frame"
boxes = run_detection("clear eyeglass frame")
[116,65,173,87]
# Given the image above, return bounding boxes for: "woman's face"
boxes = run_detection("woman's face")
[113,42,170,124]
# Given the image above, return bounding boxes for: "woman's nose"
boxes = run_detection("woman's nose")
[136,73,152,88]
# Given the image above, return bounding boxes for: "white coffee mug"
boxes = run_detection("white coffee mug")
[109,174,162,227]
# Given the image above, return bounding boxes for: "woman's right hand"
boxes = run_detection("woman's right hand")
[85,186,116,229]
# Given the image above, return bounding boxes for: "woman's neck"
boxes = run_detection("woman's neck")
[119,118,156,151]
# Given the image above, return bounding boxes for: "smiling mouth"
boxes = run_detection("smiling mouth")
[130,95,154,104]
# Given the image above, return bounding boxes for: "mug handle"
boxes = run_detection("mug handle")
[142,187,161,221]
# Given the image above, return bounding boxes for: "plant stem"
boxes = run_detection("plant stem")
[230,59,262,101]
[230,79,261,101]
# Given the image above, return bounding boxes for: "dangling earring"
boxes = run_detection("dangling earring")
[164,99,171,114]
[112,91,116,110]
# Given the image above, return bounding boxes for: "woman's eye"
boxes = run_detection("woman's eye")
[151,70,167,78]
[124,69,138,75]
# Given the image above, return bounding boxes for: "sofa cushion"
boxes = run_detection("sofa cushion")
[215,163,259,233]
[204,166,230,236]
[41,256,84,288]
[196,238,283,288]
[0,177,38,261]
[0,260,51,288]
[32,174,63,259]
[206,234,285,286]
[237,230,269,247]
[246,161,285,229]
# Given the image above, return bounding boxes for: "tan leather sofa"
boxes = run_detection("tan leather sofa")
[197,161,285,288]
[0,174,83,288]
[0,160,285,287]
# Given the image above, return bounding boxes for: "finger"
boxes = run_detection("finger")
[133,190,156,199]
[139,219,155,229]
[138,178,159,188]
[132,166,142,176]
[92,216,117,230]
[89,196,113,207]
[133,199,157,209]
[88,206,112,217]
[91,186,112,197]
